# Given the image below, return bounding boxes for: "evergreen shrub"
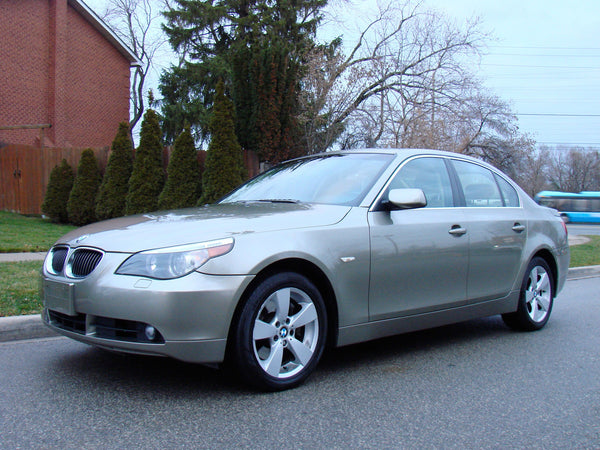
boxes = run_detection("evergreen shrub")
[96,122,134,220]
[67,149,101,226]
[41,159,74,223]
[158,126,201,210]
[199,80,246,204]
[126,109,165,214]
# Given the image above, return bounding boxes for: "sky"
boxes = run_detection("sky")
[85,0,600,151]
[324,0,600,150]
[427,0,600,149]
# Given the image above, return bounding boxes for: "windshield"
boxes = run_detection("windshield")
[221,153,394,206]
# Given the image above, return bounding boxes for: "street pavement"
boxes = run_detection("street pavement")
[1,276,599,448]
[1,234,599,342]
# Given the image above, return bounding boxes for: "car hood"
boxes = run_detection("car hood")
[57,202,352,252]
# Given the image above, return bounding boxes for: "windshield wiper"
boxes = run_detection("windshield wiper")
[256,199,300,204]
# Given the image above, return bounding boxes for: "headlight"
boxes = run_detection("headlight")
[115,238,234,279]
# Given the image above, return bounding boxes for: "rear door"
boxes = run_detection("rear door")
[450,159,526,302]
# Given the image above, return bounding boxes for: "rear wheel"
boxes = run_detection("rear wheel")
[502,257,554,331]
[229,272,327,391]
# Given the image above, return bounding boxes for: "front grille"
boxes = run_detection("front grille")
[48,310,86,334]
[46,246,104,278]
[51,247,68,273]
[69,249,103,277]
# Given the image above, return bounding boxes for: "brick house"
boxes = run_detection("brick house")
[0,0,140,148]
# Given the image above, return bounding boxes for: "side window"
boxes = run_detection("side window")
[495,174,520,207]
[453,160,502,207]
[388,157,454,208]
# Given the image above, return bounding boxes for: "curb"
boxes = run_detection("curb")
[566,264,600,280]
[1,265,600,343]
[0,314,58,342]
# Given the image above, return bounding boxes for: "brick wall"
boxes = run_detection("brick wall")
[0,0,131,148]
[0,0,51,145]
[65,6,131,148]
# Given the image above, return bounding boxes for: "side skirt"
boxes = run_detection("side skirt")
[337,291,519,347]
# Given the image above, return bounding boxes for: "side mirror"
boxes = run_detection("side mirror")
[388,188,427,210]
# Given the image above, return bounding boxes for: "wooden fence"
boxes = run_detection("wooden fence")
[0,144,109,215]
[1,144,260,216]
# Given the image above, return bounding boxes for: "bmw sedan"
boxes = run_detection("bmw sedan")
[41,149,570,390]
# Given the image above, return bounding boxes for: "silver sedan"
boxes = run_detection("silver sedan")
[41,149,570,390]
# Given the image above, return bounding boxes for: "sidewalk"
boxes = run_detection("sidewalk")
[568,235,590,246]
[0,252,46,262]
[1,250,600,343]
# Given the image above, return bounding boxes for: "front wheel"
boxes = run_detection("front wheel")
[229,272,327,391]
[502,257,554,331]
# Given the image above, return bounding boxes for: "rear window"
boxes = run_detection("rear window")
[495,174,520,207]
[453,160,503,207]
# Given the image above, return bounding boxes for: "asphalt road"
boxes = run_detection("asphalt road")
[568,223,600,236]
[1,277,599,448]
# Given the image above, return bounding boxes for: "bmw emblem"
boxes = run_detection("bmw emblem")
[75,234,89,244]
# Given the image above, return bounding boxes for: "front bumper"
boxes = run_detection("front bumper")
[41,251,253,364]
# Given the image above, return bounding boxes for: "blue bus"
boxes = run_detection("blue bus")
[534,191,600,223]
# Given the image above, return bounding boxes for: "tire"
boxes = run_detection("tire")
[229,272,327,391]
[502,257,554,331]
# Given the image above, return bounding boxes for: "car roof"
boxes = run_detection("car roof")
[311,148,527,209]
[313,148,487,164]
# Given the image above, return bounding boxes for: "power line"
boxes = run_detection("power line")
[482,63,600,69]
[537,142,600,146]
[486,53,600,58]
[488,45,600,51]
[516,113,600,117]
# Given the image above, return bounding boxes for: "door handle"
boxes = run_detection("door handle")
[512,223,526,233]
[448,225,467,236]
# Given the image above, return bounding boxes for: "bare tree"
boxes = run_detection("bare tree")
[508,147,550,197]
[299,1,487,153]
[101,0,166,129]
[547,148,600,192]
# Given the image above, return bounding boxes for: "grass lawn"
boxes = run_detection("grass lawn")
[0,260,43,316]
[569,235,600,268]
[0,211,76,252]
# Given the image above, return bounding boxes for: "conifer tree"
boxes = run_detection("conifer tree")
[67,149,101,226]
[253,43,302,162]
[158,126,201,210]
[126,109,165,214]
[96,122,134,220]
[199,80,245,204]
[41,159,74,223]
[161,0,326,161]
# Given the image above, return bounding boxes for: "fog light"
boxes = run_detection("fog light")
[145,325,156,341]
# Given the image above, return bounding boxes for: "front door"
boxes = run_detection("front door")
[368,157,469,321]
